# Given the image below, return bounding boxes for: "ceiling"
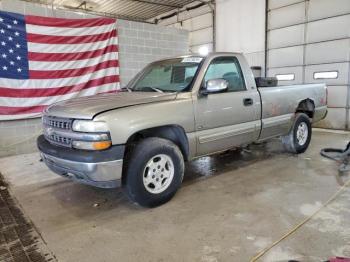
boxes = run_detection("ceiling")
[24,0,206,22]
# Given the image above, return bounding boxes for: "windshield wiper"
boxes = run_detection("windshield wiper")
[121,87,133,92]
[149,87,163,93]
[139,86,164,93]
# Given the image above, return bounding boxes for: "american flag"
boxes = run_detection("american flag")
[0,10,119,120]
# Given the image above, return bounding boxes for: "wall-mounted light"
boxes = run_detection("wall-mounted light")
[198,46,209,56]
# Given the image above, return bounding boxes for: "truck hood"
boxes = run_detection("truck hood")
[45,91,178,119]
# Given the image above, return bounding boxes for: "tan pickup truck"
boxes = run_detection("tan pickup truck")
[37,52,327,207]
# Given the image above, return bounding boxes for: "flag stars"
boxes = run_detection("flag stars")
[0,16,28,77]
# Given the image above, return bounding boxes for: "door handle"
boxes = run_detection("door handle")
[243,98,253,106]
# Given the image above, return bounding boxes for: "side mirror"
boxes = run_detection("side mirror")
[201,78,228,95]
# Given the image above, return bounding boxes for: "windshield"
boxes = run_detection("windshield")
[128,57,202,92]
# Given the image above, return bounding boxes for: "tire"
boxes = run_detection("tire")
[124,137,184,207]
[281,113,312,154]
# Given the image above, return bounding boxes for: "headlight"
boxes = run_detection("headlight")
[72,141,112,150]
[72,120,109,132]
[71,120,111,150]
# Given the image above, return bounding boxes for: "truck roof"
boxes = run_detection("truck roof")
[154,52,244,63]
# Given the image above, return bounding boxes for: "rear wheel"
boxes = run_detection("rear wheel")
[124,137,184,207]
[282,113,312,154]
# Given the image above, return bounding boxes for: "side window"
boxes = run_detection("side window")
[204,57,246,92]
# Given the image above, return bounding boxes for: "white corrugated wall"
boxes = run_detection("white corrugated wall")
[267,0,350,129]
[215,0,266,74]
[154,2,214,54]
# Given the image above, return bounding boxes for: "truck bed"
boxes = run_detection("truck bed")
[257,83,327,140]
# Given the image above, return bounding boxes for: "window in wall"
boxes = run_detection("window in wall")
[275,74,295,81]
[314,71,338,79]
[204,57,246,92]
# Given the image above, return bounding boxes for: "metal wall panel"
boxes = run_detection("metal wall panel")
[308,0,350,21]
[191,43,214,54]
[327,86,348,108]
[268,46,304,68]
[317,108,346,129]
[157,4,213,53]
[269,0,303,10]
[267,0,350,129]
[182,13,212,31]
[268,24,304,49]
[189,27,213,46]
[245,51,265,71]
[307,14,350,43]
[268,66,303,85]
[305,39,350,65]
[304,62,349,86]
[159,15,178,25]
[268,2,305,29]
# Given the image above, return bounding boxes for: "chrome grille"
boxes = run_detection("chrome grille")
[43,116,73,147]
[43,116,72,130]
[46,134,72,147]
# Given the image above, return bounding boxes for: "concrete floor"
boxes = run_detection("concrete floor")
[0,129,349,262]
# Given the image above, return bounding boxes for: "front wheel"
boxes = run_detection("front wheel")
[124,138,184,207]
[281,113,312,154]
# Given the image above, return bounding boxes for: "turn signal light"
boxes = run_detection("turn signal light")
[72,140,112,150]
[93,141,112,150]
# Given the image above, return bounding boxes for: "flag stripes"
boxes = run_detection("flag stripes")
[0,11,120,119]
[26,23,115,36]
[28,45,118,61]
[0,75,119,97]
[0,67,118,89]
[27,30,117,44]
[29,60,119,79]
[25,15,115,27]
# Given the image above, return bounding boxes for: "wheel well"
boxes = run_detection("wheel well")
[124,125,190,161]
[296,99,315,118]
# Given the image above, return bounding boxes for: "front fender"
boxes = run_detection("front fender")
[94,97,195,145]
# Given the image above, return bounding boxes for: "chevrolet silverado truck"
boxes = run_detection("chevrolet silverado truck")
[37,52,327,207]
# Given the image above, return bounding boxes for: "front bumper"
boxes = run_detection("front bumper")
[37,135,125,188]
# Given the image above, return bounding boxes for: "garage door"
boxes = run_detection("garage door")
[266,0,350,129]
[157,4,214,54]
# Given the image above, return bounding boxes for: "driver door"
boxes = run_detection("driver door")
[194,56,260,156]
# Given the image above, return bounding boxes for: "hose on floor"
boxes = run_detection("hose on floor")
[320,142,350,173]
